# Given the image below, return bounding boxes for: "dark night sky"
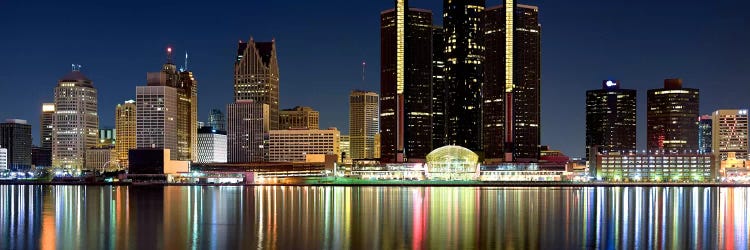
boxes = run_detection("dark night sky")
[1,0,749,157]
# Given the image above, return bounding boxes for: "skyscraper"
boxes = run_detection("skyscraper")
[40,103,55,150]
[647,79,699,152]
[444,0,485,152]
[52,69,98,169]
[227,100,269,163]
[136,86,178,160]
[0,119,32,170]
[350,90,379,159]
[482,2,541,162]
[711,109,748,160]
[432,25,446,149]
[98,128,116,147]
[380,1,433,162]
[585,80,637,156]
[208,109,226,132]
[116,100,136,167]
[698,114,712,154]
[235,39,280,130]
[279,106,320,130]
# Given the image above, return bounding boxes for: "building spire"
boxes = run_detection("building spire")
[71,64,82,72]
[362,59,366,85]
[166,46,173,64]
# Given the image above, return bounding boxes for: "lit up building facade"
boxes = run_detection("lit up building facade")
[444,0,485,152]
[482,2,541,162]
[40,103,55,150]
[279,106,319,130]
[116,100,136,167]
[340,135,351,163]
[98,128,115,147]
[136,86,178,160]
[595,152,715,182]
[585,80,637,156]
[234,39,280,130]
[268,128,341,163]
[647,79,699,153]
[84,146,116,171]
[380,2,433,163]
[698,114,712,154]
[432,25,446,148]
[0,119,32,170]
[349,90,379,159]
[197,126,227,163]
[711,109,748,161]
[227,100,269,163]
[52,69,99,169]
[208,109,226,132]
[0,148,7,170]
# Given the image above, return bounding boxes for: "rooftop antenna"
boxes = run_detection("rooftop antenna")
[71,64,82,71]
[184,51,189,71]
[362,59,366,85]
[166,46,173,64]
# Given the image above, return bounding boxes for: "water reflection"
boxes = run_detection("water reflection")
[1,185,749,249]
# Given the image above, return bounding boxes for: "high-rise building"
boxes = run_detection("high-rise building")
[711,109,748,161]
[279,106,319,130]
[98,128,116,147]
[350,90,380,159]
[432,25,446,149]
[0,148,7,170]
[235,39,280,130]
[380,2,433,163]
[197,126,227,163]
[0,119,32,170]
[482,2,541,162]
[227,100,269,163]
[52,69,98,169]
[84,146,116,171]
[585,80,637,156]
[647,79,699,152]
[116,100,136,167]
[136,86,178,160]
[208,109,226,132]
[340,135,351,163]
[698,115,712,154]
[40,103,55,150]
[268,128,340,162]
[444,0,485,151]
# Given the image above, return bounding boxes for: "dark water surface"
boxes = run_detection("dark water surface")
[0,185,747,249]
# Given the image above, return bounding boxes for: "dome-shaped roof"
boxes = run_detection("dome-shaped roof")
[426,145,478,163]
[59,71,91,81]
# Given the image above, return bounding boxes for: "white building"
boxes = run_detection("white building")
[136,86,178,160]
[52,69,99,169]
[0,148,7,170]
[269,128,340,162]
[197,127,227,163]
[712,109,749,161]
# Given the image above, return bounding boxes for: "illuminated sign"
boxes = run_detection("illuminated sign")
[605,80,617,87]
[603,80,619,89]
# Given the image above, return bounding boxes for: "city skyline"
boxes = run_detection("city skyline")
[1,0,749,157]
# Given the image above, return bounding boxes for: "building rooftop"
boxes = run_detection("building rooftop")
[59,70,91,82]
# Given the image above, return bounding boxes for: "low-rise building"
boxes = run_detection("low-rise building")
[268,128,340,163]
[197,126,227,163]
[595,152,715,182]
[85,146,117,171]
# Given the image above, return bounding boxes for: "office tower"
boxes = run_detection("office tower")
[208,109,226,132]
[444,0,485,151]
[0,148,6,170]
[235,39,280,130]
[116,100,136,167]
[483,2,541,162]
[585,80,637,156]
[647,79,699,152]
[380,2,433,163]
[268,128,340,162]
[340,135,351,162]
[712,110,748,161]
[84,146,116,171]
[32,146,51,168]
[40,103,55,150]
[136,86,178,160]
[279,106,320,129]
[432,26,446,149]
[349,90,380,159]
[52,69,99,169]
[0,119,32,170]
[698,115,712,154]
[227,100,269,163]
[98,128,116,146]
[146,48,197,161]
[197,126,227,163]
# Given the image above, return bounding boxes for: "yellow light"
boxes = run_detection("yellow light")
[396,0,405,94]
[505,0,514,93]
